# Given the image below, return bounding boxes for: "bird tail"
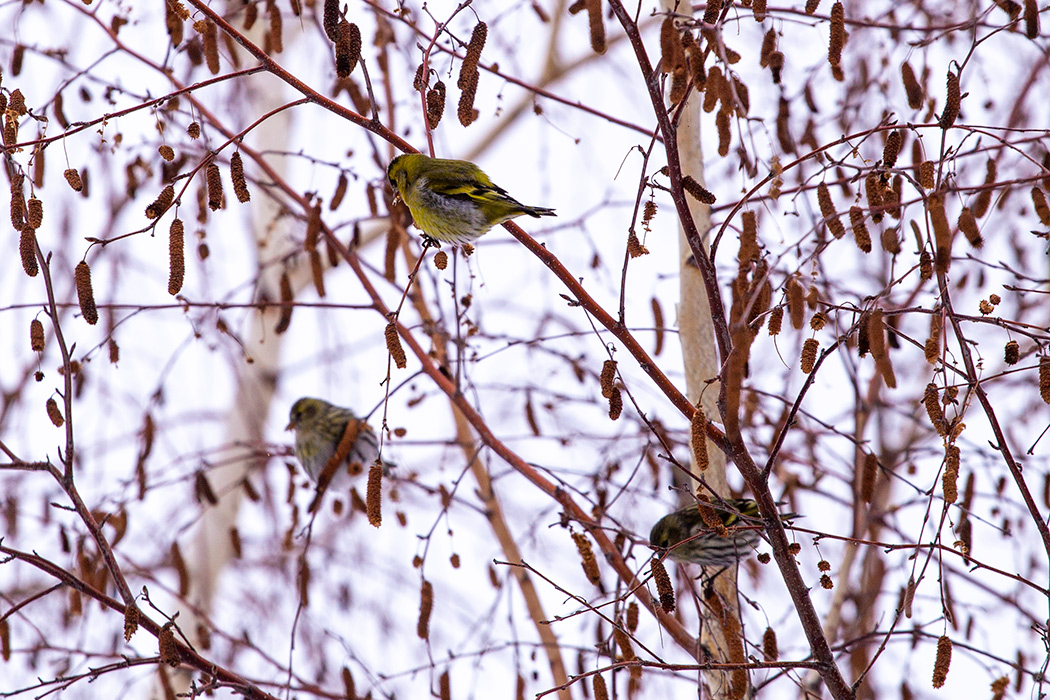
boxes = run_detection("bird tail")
[525,206,556,218]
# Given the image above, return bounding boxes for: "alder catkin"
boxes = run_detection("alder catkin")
[1032,187,1050,226]
[626,231,648,257]
[867,310,886,360]
[1004,340,1019,365]
[861,452,878,503]
[572,531,601,586]
[585,0,606,54]
[919,249,933,280]
[266,0,283,54]
[145,185,175,219]
[787,275,805,329]
[1040,356,1050,405]
[957,207,981,248]
[1025,0,1040,39]
[939,71,960,129]
[274,270,293,334]
[335,20,360,77]
[991,676,1009,700]
[346,22,362,74]
[416,580,433,639]
[924,383,947,436]
[460,22,488,86]
[385,322,407,369]
[2,112,17,147]
[206,163,223,210]
[74,261,99,325]
[932,635,952,688]
[682,175,716,204]
[924,313,941,364]
[123,605,139,642]
[322,0,339,41]
[872,310,898,387]
[612,626,636,662]
[668,67,688,106]
[608,387,623,420]
[650,558,675,613]
[817,182,845,238]
[304,201,321,253]
[883,129,902,168]
[687,42,707,90]
[865,172,884,223]
[902,61,923,109]
[703,66,722,112]
[943,446,959,503]
[47,397,64,427]
[716,109,731,157]
[30,319,44,352]
[881,227,901,255]
[26,197,43,228]
[365,462,383,526]
[759,29,776,68]
[168,218,185,295]
[919,161,936,190]
[740,210,759,264]
[768,306,783,335]
[848,206,872,253]
[330,173,348,210]
[20,226,38,277]
[703,0,722,25]
[201,20,219,74]
[593,673,609,700]
[599,359,617,399]
[9,172,25,228]
[973,159,996,218]
[928,192,952,274]
[457,71,479,127]
[828,2,844,68]
[230,151,250,203]
[425,81,446,129]
[660,18,684,74]
[158,624,180,667]
[800,338,819,374]
[626,601,639,632]
[762,627,779,661]
[690,407,709,471]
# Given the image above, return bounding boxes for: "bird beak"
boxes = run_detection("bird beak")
[284,420,295,431]
[392,192,403,207]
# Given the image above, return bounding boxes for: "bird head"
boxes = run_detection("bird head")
[387,154,423,204]
[286,397,325,432]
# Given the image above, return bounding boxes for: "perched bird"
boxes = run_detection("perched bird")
[286,397,390,483]
[387,154,556,245]
[649,498,795,567]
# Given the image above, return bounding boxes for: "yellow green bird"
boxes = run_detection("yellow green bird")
[286,397,392,482]
[387,154,556,245]
[649,498,796,567]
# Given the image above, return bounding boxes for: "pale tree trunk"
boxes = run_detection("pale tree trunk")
[157,15,309,697]
[659,2,740,698]
[157,66,296,699]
